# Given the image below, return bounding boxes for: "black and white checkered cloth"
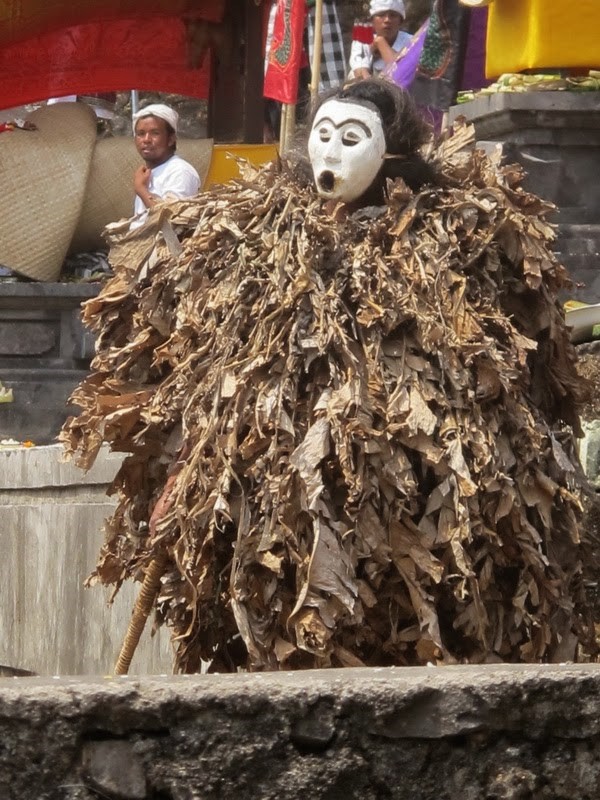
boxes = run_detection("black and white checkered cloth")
[307,2,346,91]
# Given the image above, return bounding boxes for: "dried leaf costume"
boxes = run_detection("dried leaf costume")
[62,82,595,672]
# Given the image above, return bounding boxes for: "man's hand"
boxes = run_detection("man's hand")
[372,35,398,66]
[355,67,372,81]
[134,165,158,209]
[134,165,151,194]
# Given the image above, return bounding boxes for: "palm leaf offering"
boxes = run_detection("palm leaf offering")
[456,70,600,104]
[61,123,597,672]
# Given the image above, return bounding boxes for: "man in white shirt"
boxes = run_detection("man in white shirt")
[349,0,412,80]
[130,103,200,230]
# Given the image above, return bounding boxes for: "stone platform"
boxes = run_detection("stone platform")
[1,664,600,799]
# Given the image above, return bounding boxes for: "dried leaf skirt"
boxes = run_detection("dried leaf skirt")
[62,137,596,672]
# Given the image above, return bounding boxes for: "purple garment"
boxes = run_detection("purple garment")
[383,1,490,132]
[459,8,491,91]
[383,20,430,89]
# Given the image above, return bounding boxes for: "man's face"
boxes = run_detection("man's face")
[308,99,386,203]
[134,115,176,168]
[372,10,403,42]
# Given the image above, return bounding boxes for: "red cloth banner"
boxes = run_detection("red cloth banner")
[0,16,212,109]
[264,0,306,105]
[0,0,226,47]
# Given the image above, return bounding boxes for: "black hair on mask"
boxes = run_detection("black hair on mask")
[335,80,429,155]
[309,78,437,198]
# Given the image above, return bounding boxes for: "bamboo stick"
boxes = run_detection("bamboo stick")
[309,0,325,101]
[279,102,289,153]
[279,102,297,155]
[114,553,168,675]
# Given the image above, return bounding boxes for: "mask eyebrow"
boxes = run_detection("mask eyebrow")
[314,116,373,138]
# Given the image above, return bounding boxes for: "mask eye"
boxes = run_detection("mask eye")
[341,131,362,147]
[318,127,332,143]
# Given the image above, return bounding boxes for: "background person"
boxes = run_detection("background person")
[131,103,200,229]
[349,0,412,80]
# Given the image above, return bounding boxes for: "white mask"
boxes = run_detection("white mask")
[308,99,386,203]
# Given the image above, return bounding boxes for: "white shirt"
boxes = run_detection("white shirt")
[349,30,413,77]
[131,154,200,230]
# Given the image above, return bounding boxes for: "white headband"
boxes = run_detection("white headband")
[132,103,179,134]
[370,0,405,17]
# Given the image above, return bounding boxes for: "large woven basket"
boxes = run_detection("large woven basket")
[0,102,97,281]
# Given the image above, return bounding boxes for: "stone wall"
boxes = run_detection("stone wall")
[1,665,600,799]
[448,92,600,303]
[0,445,172,676]
[0,283,99,444]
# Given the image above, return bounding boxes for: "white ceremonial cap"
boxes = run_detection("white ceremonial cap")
[132,103,179,133]
[369,0,406,17]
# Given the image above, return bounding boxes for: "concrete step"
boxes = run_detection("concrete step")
[555,224,600,258]
[559,253,600,273]
[555,208,600,225]
[552,245,600,259]
[557,223,600,241]
[559,264,600,304]
[554,240,600,256]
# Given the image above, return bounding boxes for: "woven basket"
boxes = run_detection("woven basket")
[0,102,97,281]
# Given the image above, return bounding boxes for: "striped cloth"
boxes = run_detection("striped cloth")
[306,1,346,91]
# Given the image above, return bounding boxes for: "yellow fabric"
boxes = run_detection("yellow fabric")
[0,0,225,46]
[205,144,279,188]
[486,0,600,78]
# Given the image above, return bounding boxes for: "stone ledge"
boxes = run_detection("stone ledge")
[0,282,100,306]
[1,665,600,799]
[0,444,123,489]
[449,91,600,139]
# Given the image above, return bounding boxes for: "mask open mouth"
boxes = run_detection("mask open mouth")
[317,170,336,194]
